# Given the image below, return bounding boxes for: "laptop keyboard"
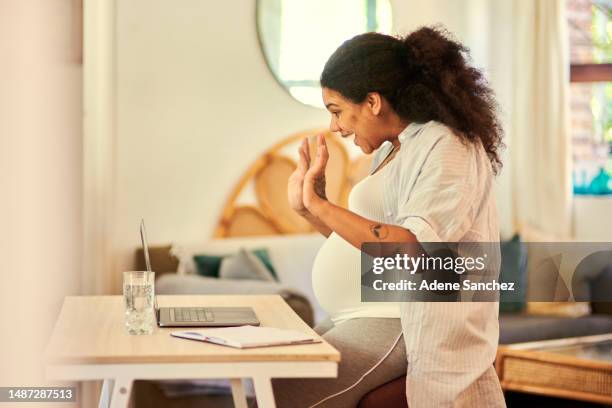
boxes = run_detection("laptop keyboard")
[172,308,215,322]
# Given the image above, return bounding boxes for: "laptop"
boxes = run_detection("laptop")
[140,219,260,328]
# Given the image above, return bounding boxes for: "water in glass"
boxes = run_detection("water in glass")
[123,271,155,335]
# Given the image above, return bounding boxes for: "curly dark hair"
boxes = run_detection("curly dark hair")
[320,25,504,175]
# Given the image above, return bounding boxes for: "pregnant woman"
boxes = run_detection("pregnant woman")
[273,26,505,407]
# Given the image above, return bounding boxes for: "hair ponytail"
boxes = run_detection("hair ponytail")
[321,25,504,175]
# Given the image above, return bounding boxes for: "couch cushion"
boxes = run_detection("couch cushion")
[218,249,276,281]
[498,234,528,313]
[193,248,276,279]
[172,234,327,323]
[135,244,178,279]
[499,314,612,344]
[584,263,612,315]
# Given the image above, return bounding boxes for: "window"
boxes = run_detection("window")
[567,0,612,195]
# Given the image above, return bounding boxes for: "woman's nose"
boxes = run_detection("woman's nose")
[329,118,340,133]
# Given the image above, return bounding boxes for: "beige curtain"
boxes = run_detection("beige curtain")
[512,0,573,239]
[82,0,118,405]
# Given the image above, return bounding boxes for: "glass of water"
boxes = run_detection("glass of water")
[123,271,155,335]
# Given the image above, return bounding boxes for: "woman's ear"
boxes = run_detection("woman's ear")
[366,92,382,116]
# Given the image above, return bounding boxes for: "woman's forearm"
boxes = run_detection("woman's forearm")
[299,210,333,237]
[307,199,417,251]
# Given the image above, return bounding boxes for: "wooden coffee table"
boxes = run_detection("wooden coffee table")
[45,295,340,408]
[496,333,612,404]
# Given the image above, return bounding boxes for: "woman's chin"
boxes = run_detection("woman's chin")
[359,145,373,154]
[354,138,372,154]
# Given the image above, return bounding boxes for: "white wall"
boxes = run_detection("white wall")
[109,0,516,289]
[0,0,82,386]
[574,197,612,240]
[112,0,328,288]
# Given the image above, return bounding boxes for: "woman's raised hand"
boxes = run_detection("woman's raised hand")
[287,138,311,215]
[303,134,328,210]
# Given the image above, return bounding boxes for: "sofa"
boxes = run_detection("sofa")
[134,234,612,407]
[135,234,329,326]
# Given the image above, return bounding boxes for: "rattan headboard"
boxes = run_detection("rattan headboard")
[214,129,372,238]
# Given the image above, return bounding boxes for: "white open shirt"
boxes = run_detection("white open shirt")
[372,121,505,407]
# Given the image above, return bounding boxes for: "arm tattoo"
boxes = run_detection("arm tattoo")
[370,224,389,239]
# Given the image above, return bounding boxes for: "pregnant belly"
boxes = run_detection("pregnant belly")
[311,232,363,318]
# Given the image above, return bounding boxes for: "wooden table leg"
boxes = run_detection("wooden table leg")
[253,377,276,408]
[230,378,248,408]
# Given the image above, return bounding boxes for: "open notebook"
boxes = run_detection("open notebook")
[170,325,321,349]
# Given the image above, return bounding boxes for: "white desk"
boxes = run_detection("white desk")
[45,295,340,407]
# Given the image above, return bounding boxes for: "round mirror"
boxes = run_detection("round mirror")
[257,0,393,108]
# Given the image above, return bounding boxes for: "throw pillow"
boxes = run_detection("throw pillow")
[498,234,528,313]
[193,248,277,279]
[218,248,276,281]
[192,254,224,278]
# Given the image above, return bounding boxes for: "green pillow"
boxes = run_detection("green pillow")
[193,248,277,280]
[498,234,528,313]
[193,254,224,278]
